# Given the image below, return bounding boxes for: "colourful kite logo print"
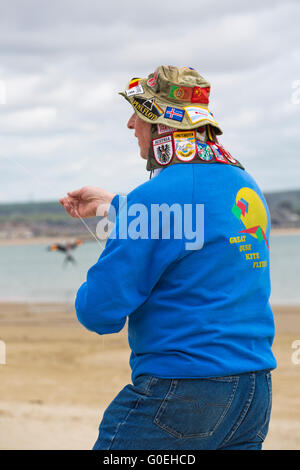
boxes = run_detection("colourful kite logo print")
[232,187,269,249]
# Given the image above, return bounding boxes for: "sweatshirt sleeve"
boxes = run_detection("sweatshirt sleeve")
[75,186,186,335]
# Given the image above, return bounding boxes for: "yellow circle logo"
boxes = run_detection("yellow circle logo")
[232,187,269,248]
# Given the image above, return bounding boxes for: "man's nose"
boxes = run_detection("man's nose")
[127,113,136,129]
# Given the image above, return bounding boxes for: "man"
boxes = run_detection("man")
[60,66,276,450]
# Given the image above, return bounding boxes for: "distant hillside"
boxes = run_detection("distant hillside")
[264,189,300,228]
[0,201,99,239]
[0,189,299,239]
[0,201,70,223]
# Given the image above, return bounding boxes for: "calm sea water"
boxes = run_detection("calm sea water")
[0,235,299,305]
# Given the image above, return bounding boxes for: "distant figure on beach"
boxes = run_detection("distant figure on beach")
[60,66,276,450]
[47,239,82,266]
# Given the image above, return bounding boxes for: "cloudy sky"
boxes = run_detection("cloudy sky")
[0,0,299,202]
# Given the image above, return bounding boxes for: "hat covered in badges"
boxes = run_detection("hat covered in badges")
[119,65,222,135]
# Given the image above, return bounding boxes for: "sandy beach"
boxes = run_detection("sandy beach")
[0,302,299,450]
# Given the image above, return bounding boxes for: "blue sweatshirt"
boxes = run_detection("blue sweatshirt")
[75,163,277,382]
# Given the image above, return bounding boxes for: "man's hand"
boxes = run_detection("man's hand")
[59,186,116,218]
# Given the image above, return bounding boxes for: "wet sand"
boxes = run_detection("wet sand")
[0,302,299,450]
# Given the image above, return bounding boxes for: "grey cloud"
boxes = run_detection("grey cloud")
[0,0,299,202]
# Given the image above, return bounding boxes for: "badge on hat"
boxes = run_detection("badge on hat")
[164,106,184,122]
[173,131,197,161]
[184,105,218,126]
[147,72,158,88]
[132,97,163,120]
[152,135,174,166]
[125,84,144,97]
[141,97,163,114]
[191,87,210,104]
[196,141,214,161]
[128,78,141,89]
[168,85,193,101]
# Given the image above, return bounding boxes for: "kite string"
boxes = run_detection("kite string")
[74,207,103,247]
[0,152,103,245]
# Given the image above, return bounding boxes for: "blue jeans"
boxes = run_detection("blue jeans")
[93,369,272,450]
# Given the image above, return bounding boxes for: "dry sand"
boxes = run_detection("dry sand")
[0,302,299,450]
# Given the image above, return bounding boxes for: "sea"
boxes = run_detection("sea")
[0,234,299,306]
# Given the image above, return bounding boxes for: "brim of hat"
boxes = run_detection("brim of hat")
[119,77,223,135]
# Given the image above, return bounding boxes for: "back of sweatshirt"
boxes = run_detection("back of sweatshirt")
[75,162,277,382]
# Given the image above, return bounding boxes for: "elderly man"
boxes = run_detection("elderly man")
[60,66,276,450]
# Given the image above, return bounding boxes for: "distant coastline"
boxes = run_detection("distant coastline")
[270,227,300,236]
[0,236,93,246]
[0,228,299,246]
[1,190,300,244]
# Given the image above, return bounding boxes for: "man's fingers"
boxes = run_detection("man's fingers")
[69,200,81,218]
[59,197,69,206]
[67,188,83,198]
[60,196,77,206]
[59,196,81,218]
[70,205,80,218]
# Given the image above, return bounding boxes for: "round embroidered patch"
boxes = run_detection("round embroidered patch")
[197,141,214,161]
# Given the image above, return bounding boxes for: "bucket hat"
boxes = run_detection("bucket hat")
[119,65,222,135]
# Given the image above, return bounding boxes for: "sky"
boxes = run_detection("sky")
[0,0,299,202]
